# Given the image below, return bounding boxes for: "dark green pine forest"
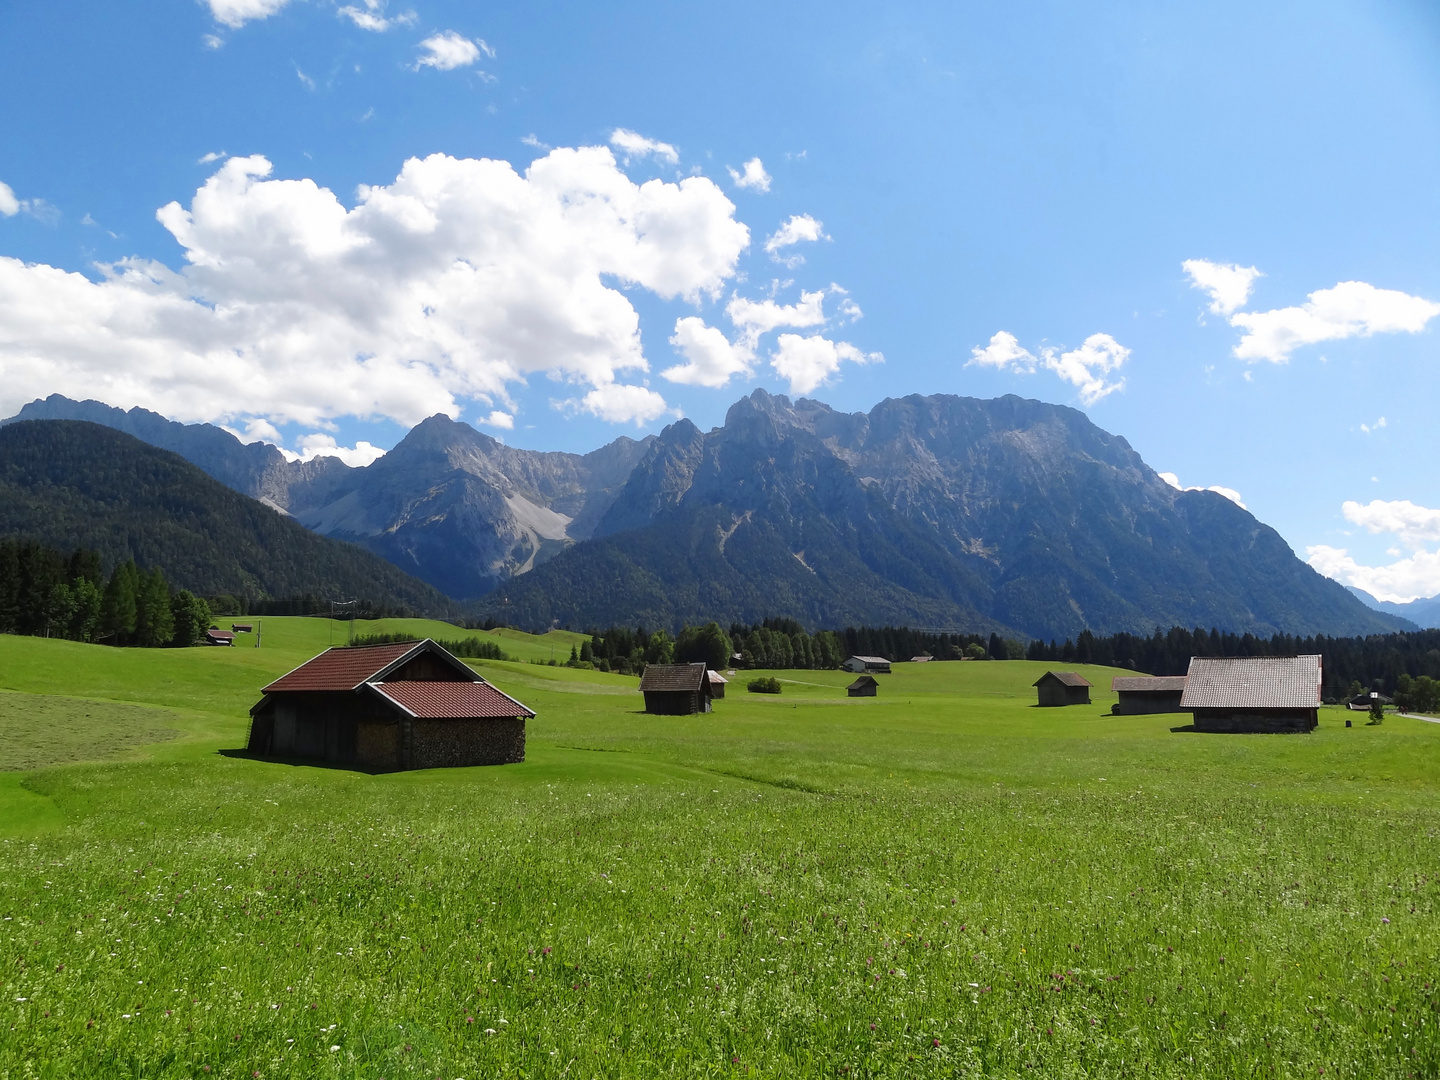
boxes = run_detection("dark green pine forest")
[0,420,451,617]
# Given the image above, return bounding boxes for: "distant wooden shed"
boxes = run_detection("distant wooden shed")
[842,655,892,674]
[1346,691,1391,711]
[639,663,713,715]
[205,629,235,646]
[847,675,879,697]
[246,639,534,769]
[1179,655,1321,733]
[1111,675,1187,714]
[707,670,728,699]
[1034,670,1092,707]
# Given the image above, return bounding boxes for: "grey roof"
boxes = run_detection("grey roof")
[849,655,890,665]
[848,675,879,689]
[639,663,709,693]
[1034,671,1092,688]
[1112,676,1188,692]
[1179,655,1322,709]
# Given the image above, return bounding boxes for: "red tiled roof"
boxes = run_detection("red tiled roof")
[370,680,534,719]
[262,642,420,693]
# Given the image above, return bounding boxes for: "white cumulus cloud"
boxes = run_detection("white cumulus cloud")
[566,382,672,426]
[0,146,750,430]
[415,31,486,71]
[1158,472,1247,509]
[1231,281,1440,364]
[1182,259,1262,316]
[338,1,416,31]
[0,182,20,218]
[1360,416,1387,434]
[482,410,514,430]
[967,330,1128,405]
[1342,499,1440,547]
[1306,498,1440,602]
[286,433,387,467]
[205,0,292,28]
[763,214,827,266]
[770,334,880,396]
[663,317,754,388]
[1046,334,1129,405]
[609,129,679,166]
[1307,544,1440,605]
[727,158,771,192]
[726,288,829,348]
[968,330,1037,372]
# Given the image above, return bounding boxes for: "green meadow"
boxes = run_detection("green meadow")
[0,618,1437,1078]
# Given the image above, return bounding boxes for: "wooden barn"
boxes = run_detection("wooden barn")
[1179,655,1322,733]
[707,670,728,699]
[842,655,892,674]
[1034,670,1092,706]
[1111,675,1187,714]
[205,629,235,646]
[847,675,879,697]
[639,663,713,714]
[246,639,534,770]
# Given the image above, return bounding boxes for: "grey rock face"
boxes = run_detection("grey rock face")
[497,390,1407,638]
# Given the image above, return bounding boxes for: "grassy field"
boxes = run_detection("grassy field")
[1,619,1437,1078]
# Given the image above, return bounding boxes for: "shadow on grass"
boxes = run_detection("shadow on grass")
[1169,723,1199,733]
[216,748,391,775]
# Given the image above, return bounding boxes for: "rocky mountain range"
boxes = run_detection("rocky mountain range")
[3,391,1411,640]
[3,395,654,600]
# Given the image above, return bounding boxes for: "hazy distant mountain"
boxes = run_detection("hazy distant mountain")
[1345,585,1436,629]
[5,391,1411,639]
[0,420,452,614]
[492,391,1411,639]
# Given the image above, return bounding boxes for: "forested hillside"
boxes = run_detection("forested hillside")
[0,421,453,616]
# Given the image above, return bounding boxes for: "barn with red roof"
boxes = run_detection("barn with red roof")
[246,639,534,769]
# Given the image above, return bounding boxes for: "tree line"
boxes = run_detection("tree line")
[0,539,212,647]
[572,616,1440,699]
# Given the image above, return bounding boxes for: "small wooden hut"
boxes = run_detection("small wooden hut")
[847,675,879,697]
[707,670,728,699]
[842,655,892,674]
[1111,675,1187,714]
[246,639,533,769]
[1179,655,1321,733]
[639,663,713,715]
[205,629,235,646]
[1034,671,1092,707]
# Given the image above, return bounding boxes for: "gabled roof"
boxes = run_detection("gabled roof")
[848,675,879,689]
[369,680,534,719]
[639,663,710,693]
[1179,655,1322,710]
[262,639,474,694]
[1034,671,1092,688]
[1112,676,1187,692]
[707,671,728,684]
[849,655,890,665]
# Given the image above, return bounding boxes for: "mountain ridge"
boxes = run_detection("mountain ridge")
[3,391,1410,639]
[0,420,454,614]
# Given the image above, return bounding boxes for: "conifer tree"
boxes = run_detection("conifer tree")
[100,560,140,643]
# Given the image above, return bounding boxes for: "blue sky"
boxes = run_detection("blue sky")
[3,0,1440,600]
